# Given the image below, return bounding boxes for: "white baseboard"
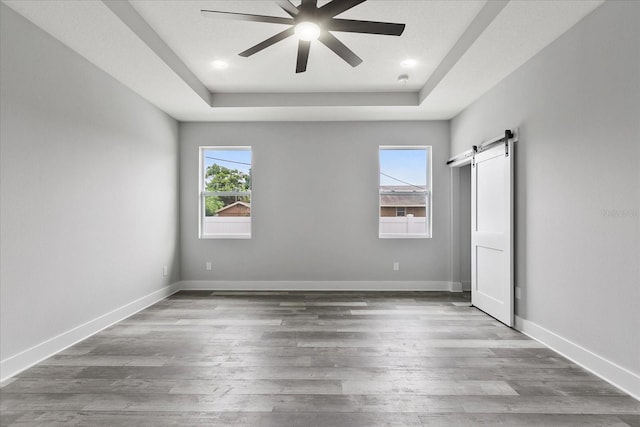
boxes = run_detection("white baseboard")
[515,316,640,400]
[178,280,461,292]
[0,283,180,382]
[461,280,471,291]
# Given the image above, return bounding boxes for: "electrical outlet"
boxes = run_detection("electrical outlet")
[515,286,522,299]
[163,265,168,277]
[393,261,400,271]
[206,262,212,271]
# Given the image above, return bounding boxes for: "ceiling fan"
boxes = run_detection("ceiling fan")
[201,0,406,73]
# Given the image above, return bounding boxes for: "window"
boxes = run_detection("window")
[379,146,431,238]
[199,147,252,238]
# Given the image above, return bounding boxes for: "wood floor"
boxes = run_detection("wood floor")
[1,291,638,426]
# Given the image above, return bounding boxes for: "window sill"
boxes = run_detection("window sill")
[379,233,431,239]
[200,234,251,239]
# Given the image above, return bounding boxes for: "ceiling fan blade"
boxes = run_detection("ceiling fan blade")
[319,0,367,17]
[327,18,405,36]
[276,0,298,17]
[200,10,293,25]
[239,27,295,57]
[296,40,311,73]
[318,31,363,67]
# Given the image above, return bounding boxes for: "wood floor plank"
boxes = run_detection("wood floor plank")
[5,411,222,427]
[418,413,634,426]
[1,290,638,427]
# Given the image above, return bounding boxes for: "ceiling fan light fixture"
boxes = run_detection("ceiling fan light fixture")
[294,21,321,41]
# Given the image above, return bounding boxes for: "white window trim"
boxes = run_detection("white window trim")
[378,145,432,239]
[199,146,252,239]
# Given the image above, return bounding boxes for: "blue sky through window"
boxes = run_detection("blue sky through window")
[204,149,252,174]
[379,148,428,187]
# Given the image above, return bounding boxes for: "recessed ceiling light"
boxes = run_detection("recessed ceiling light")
[211,60,229,70]
[294,21,321,41]
[401,59,417,68]
[398,74,409,84]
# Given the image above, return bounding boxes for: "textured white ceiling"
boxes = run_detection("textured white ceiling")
[2,0,604,121]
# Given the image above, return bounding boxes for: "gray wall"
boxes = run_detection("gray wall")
[0,5,180,362]
[451,1,639,374]
[180,121,451,283]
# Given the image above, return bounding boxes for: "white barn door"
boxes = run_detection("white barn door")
[471,142,514,326]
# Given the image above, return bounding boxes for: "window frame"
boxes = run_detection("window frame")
[199,146,252,239]
[378,145,432,239]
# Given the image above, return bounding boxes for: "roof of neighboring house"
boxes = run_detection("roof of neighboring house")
[380,185,427,207]
[216,201,251,213]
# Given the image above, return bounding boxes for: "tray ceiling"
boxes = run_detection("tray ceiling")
[2,0,604,121]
